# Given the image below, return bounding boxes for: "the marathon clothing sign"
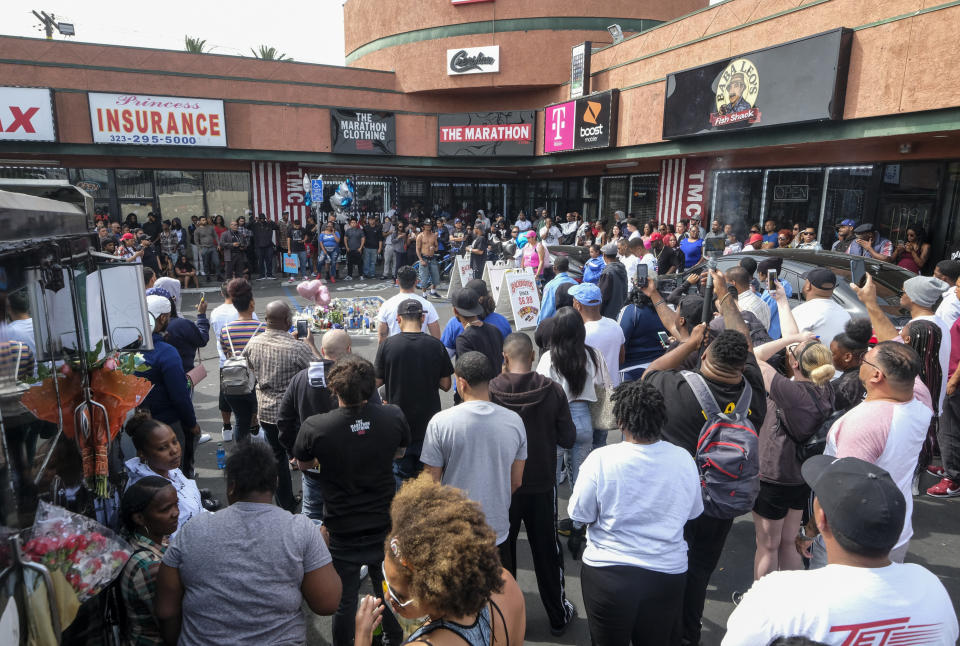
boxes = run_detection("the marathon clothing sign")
[88,93,226,146]
[544,90,619,154]
[0,87,56,142]
[447,46,500,75]
[330,109,396,155]
[662,28,852,139]
[438,111,535,156]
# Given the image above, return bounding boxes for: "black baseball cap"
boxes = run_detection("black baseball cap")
[465,278,489,299]
[854,223,875,236]
[452,288,484,317]
[802,455,905,553]
[677,295,705,326]
[397,298,424,317]
[802,267,837,290]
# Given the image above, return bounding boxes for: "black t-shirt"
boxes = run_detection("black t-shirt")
[289,227,306,253]
[374,332,453,442]
[456,321,504,376]
[644,354,767,456]
[363,223,382,248]
[293,403,409,536]
[470,235,488,272]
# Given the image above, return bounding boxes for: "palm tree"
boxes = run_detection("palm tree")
[250,45,293,61]
[184,36,208,53]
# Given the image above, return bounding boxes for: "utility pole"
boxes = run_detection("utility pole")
[31,10,75,39]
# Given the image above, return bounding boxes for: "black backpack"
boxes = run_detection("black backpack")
[793,383,842,464]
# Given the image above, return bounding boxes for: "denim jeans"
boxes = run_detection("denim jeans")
[557,401,594,489]
[362,248,378,277]
[295,251,308,278]
[393,441,423,489]
[301,473,323,521]
[382,245,396,277]
[260,422,295,512]
[317,249,338,279]
[256,245,274,277]
[201,246,220,277]
[223,391,257,444]
[419,257,440,291]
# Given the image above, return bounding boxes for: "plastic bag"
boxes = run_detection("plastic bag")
[21,502,131,603]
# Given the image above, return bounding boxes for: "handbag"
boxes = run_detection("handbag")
[186,348,207,388]
[588,350,617,431]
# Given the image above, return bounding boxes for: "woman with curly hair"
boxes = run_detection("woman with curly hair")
[354,473,526,646]
[568,379,702,646]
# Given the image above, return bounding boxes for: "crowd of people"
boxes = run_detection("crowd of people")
[97,204,960,646]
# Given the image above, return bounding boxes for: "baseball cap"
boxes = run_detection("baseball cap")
[397,298,424,317]
[802,455,905,553]
[452,289,484,317]
[840,219,857,227]
[601,242,619,257]
[677,294,705,326]
[146,294,171,319]
[649,232,663,243]
[903,275,949,308]
[802,267,837,290]
[569,282,602,306]
[747,233,764,245]
[853,223,874,236]
[465,279,489,299]
[120,233,135,241]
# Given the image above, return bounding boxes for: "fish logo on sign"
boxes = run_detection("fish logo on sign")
[582,101,602,125]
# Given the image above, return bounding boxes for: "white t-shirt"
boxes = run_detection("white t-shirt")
[722,563,959,646]
[638,252,658,275]
[540,225,562,247]
[420,401,527,544]
[913,314,951,414]
[826,385,933,553]
[584,317,626,387]
[621,254,639,281]
[515,219,531,232]
[537,349,605,402]
[210,304,259,367]
[568,441,702,573]
[935,288,960,328]
[375,292,440,337]
[792,297,852,346]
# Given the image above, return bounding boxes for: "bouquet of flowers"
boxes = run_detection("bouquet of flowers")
[20,502,131,603]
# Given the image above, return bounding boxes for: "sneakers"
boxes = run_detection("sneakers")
[429,290,440,298]
[288,276,294,283]
[422,291,429,299]
[330,276,336,283]
[344,275,353,281]
[927,465,946,478]
[549,602,577,637]
[926,477,960,497]
[222,426,234,442]
[197,433,212,445]
[557,518,573,536]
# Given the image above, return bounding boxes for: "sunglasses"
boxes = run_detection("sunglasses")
[803,231,816,236]
[793,225,801,230]
[381,562,414,610]
[861,357,884,375]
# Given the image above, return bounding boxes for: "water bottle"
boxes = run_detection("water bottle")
[216,443,226,470]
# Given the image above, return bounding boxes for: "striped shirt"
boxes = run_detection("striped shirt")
[119,533,165,646]
[220,319,265,358]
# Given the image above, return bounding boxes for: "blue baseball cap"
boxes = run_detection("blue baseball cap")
[569,282,602,306]
[840,219,856,227]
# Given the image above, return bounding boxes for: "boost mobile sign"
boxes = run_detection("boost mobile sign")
[543,90,618,154]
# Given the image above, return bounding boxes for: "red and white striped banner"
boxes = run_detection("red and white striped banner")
[251,161,309,224]
[657,157,710,225]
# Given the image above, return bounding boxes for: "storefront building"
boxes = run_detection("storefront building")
[1,0,960,258]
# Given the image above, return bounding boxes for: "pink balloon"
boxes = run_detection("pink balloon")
[296,280,319,300]
[314,284,331,307]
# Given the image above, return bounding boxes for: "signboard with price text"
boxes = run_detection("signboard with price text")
[88,92,227,147]
[504,268,540,330]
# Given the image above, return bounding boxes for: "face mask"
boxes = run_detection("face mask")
[387,602,431,635]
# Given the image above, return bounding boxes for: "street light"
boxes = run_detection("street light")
[607,24,624,45]
[31,10,76,39]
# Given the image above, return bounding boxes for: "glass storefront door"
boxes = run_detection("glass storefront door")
[817,165,877,247]
[600,176,628,222]
[760,168,823,233]
[710,170,763,239]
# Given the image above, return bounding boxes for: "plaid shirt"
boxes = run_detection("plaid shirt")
[159,231,180,256]
[119,533,166,646]
[244,328,313,424]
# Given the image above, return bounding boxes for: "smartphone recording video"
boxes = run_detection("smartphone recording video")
[767,268,777,291]
[850,258,866,288]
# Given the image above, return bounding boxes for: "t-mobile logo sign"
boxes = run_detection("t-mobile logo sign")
[544,100,575,153]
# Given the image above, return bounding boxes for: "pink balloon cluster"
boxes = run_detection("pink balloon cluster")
[296,279,331,307]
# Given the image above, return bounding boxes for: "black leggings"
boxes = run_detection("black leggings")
[581,563,685,646]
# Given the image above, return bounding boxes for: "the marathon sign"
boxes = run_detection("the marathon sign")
[0,87,56,142]
[88,93,226,146]
[447,46,500,75]
[437,111,535,156]
[662,28,852,139]
[330,109,396,155]
[544,90,618,154]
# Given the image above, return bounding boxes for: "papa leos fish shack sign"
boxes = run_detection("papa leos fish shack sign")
[505,269,540,330]
[88,93,226,147]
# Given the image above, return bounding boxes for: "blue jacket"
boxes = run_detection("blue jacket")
[441,312,512,350]
[537,273,578,323]
[142,332,197,429]
[165,315,210,371]
[582,257,604,284]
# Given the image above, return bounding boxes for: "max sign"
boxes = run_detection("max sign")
[0,87,56,142]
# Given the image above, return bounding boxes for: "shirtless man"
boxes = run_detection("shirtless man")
[417,219,441,298]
